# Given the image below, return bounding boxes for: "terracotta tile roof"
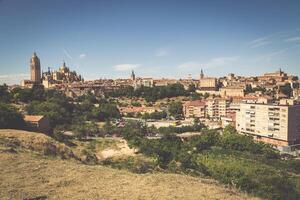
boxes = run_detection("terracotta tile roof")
[24,115,44,122]
[184,100,206,107]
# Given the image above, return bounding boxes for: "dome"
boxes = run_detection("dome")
[59,61,69,73]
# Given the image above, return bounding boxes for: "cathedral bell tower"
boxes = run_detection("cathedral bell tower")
[30,52,41,83]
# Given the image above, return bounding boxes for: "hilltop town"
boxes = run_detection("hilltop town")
[17,52,300,150]
[2,0,300,199]
[1,52,300,200]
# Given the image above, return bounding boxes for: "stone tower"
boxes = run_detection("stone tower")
[131,70,135,81]
[30,52,41,83]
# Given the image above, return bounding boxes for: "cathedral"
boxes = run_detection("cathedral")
[42,61,83,88]
[21,52,83,88]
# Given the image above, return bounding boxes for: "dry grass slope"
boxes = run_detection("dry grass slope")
[0,129,259,200]
[0,129,75,159]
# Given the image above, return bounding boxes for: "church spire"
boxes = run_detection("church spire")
[200,69,204,79]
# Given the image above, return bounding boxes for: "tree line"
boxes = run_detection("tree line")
[0,84,121,134]
[105,83,190,102]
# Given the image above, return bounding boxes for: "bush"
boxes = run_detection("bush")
[131,101,142,107]
[102,156,155,173]
[197,150,300,200]
[72,121,99,140]
[142,111,167,120]
[158,124,204,135]
[43,143,58,156]
[188,130,219,152]
[80,149,99,165]
[219,131,279,158]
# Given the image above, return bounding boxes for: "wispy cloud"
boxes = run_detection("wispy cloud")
[155,49,169,57]
[284,36,300,42]
[248,29,300,48]
[247,31,289,48]
[79,54,86,59]
[113,64,140,71]
[0,73,29,85]
[264,44,300,62]
[248,37,272,48]
[62,48,73,59]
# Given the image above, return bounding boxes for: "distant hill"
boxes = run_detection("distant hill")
[0,129,258,200]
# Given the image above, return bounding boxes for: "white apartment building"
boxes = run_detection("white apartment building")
[183,100,206,118]
[236,101,300,146]
[206,98,229,119]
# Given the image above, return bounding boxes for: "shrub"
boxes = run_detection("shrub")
[197,151,300,200]
[43,143,57,156]
[102,157,155,173]
[188,130,219,152]
[218,131,279,158]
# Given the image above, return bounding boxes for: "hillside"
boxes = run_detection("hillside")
[0,129,258,200]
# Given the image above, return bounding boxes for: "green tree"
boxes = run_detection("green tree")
[31,84,45,101]
[188,84,196,93]
[0,103,25,129]
[280,84,293,97]
[99,103,121,119]
[223,124,237,135]
[0,84,11,103]
[26,97,73,128]
[188,130,219,152]
[142,111,167,120]
[168,101,183,119]
[11,88,32,103]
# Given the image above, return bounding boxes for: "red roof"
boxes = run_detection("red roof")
[24,115,44,122]
[184,100,206,107]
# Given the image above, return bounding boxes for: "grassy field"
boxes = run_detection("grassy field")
[0,129,258,200]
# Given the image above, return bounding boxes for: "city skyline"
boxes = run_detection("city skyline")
[1,0,300,85]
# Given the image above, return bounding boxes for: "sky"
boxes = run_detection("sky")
[0,0,300,85]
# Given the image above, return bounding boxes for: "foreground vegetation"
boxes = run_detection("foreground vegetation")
[1,84,300,199]
[0,129,256,200]
[121,122,300,200]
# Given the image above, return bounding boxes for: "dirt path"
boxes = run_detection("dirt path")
[99,139,136,159]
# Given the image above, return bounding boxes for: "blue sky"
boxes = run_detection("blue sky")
[0,0,300,84]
